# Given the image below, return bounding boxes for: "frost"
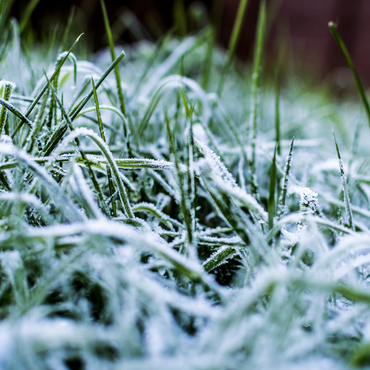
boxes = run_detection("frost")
[290,185,319,214]
[195,137,237,188]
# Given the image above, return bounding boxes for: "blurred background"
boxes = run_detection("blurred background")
[6,0,370,86]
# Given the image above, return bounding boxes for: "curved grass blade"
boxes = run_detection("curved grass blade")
[11,33,84,139]
[50,128,134,218]
[76,105,129,139]
[0,143,84,222]
[138,75,211,136]
[44,74,110,217]
[132,202,183,230]
[69,50,126,121]
[329,22,370,128]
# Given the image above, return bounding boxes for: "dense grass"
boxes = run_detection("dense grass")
[1,2,370,369]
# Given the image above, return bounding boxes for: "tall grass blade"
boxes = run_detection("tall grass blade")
[329,22,370,129]
[60,6,75,52]
[217,0,249,96]
[268,147,277,230]
[277,137,294,220]
[333,131,354,231]
[92,77,117,217]
[70,50,125,121]
[19,0,41,32]
[11,33,84,139]
[0,81,15,135]
[100,0,126,116]
[43,74,110,217]
[275,69,281,156]
[249,0,266,198]
[0,0,6,24]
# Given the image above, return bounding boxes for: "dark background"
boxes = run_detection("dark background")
[7,0,370,85]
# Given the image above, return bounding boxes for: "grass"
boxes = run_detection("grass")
[1,1,370,369]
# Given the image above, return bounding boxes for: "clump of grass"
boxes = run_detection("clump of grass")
[0,2,370,370]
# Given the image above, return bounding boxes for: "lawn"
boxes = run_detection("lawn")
[1,1,370,369]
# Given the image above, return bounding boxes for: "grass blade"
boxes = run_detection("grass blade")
[100,0,126,116]
[11,33,84,139]
[0,97,32,130]
[249,0,266,198]
[333,131,354,231]
[69,50,126,121]
[329,22,370,129]
[19,0,41,32]
[275,69,281,156]
[217,0,249,96]
[44,73,110,217]
[0,81,15,135]
[268,147,277,230]
[277,137,294,220]
[92,77,117,217]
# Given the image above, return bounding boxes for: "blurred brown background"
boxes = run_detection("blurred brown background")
[7,0,370,85]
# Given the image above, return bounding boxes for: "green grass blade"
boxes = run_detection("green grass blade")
[133,202,183,230]
[275,69,281,156]
[11,33,84,139]
[268,147,277,230]
[92,77,117,217]
[333,131,354,231]
[217,0,249,96]
[174,0,187,37]
[26,88,49,153]
[69,50,126,121]
[0,97,32,130]
[277,137,294,220]
[19,0,41,32]
[203,246,237,272]
[329,22,370,129]
[0,0,6,24]
[100,0,126,116]
[249,0,266,198]
[60,6,75,52]
[44,74,110,218]
[0,81,15,135]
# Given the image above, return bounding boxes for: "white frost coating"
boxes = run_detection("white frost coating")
[215,179,268,222]
[194,137,237,188]
[0,143,84,222]
[193,123,209,144]
[332,254,370,281]
[26,219,203,279]
[337,157,354,230]
[0,134,12,144]
[48,127,133,217]
[70,163,104,219]
[203,245,237,271]
[0,324,14,367]
[0,81,16,91]
[289,185,319,214]
[0,250,22,278]
[198,235,242,246]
